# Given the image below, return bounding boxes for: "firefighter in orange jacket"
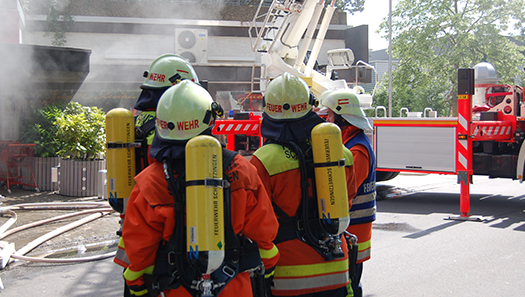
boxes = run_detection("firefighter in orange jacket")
[249,73,357,297]
[113,54,200,297]
[122,80,280,297]
[319,88,376,297]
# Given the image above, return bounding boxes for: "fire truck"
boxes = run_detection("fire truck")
[372,64,525,217]
[212,0,525,217]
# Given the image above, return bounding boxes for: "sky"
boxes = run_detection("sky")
[346,0,399,51]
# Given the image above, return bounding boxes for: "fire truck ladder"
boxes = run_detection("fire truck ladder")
[250,63,266,93]
[248,0,301,53]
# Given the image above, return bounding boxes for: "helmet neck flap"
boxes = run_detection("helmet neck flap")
[261,110,325,143]
[134,87,170,111]
[149,128,215,161]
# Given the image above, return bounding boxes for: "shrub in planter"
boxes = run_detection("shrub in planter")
[19,104,65,191]
[20,104,63,158]
[20,102,107,196]
[54,102,106,161]
[53,102,107,197]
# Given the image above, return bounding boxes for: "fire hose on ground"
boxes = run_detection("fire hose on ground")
[0,202,117,268]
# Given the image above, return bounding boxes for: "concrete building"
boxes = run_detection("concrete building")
[362,49,399,95]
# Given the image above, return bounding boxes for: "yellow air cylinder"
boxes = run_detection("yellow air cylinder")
[105,108,136,214]
[311,122,350,235]
[185,135,225,275]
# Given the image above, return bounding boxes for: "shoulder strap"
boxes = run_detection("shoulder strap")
[222,149,237,180]
[276,141,318,240]
[135,116,156,172]
[274,141,339,260]
[163,160,196,295]
[272,201,298,245]
[136,116,156,138]
[221,148,240,262]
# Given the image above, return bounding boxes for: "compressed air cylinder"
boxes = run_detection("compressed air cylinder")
[105,108,136,214]
[311,122,350,235]
[185,135,225,275]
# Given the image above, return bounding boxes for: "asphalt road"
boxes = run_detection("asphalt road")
[0,173,523,296]
[365,173,525,297]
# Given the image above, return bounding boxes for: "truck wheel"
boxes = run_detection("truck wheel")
[376,171,399,182]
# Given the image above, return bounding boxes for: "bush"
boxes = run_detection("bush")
[54,102,106,160]
[20,104,65,158]
[20,102,106,160]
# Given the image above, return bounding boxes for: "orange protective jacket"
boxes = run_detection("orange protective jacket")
[250,142,357,296]
[122,155,280,297]
[342,126,374,263]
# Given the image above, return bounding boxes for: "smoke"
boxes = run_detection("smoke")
[1,0,235,140]
[0,0,87,141]
[69,0,229,111]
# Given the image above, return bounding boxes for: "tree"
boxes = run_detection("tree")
[43,0,74,46]
[377,0,525,116]
[21,0,74,46]
[335,0,365,14]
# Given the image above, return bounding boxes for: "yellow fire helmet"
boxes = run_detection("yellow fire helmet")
[156,80,222,141]
[263,72,318,120]
[319,88,372,131]
[142,54,199,89]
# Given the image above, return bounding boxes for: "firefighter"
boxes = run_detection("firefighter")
[134,53,199,169]
[122,80,280,297]
[113,54,200,296]
[319,88,376,297]
[249,72,357,297]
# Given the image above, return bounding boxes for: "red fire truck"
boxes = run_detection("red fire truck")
[372,64,525,217]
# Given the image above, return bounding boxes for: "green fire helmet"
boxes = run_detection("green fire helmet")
[142,54,199,89]
[319,88,372,131]
[156,80,222,141]
[263,72,318,120]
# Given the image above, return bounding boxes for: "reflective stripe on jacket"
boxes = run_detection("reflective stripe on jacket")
[113,236,130,268]
[343,127,376,263]
[251,142,357,296]
[122,155,279,297]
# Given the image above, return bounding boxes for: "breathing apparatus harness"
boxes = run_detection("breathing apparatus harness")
[134,113,156,171]
[144,149,264,297]
[270,140,345,261]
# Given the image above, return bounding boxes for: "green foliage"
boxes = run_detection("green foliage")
[335,0,365,14]
[53,102,106,160]
[20,104,65,158]
[43,0,75,46]
[19,102,106,160]
[378,0,525,116]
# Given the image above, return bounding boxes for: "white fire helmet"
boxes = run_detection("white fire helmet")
[142,54,199,89]
[156,80,222,141]
[319,88,372,131]
[263,72,318,120]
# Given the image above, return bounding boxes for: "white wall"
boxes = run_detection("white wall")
[24,27,347,68]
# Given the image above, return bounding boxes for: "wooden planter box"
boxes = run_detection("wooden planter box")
[23,157,61,192]
[58,159,106,197]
